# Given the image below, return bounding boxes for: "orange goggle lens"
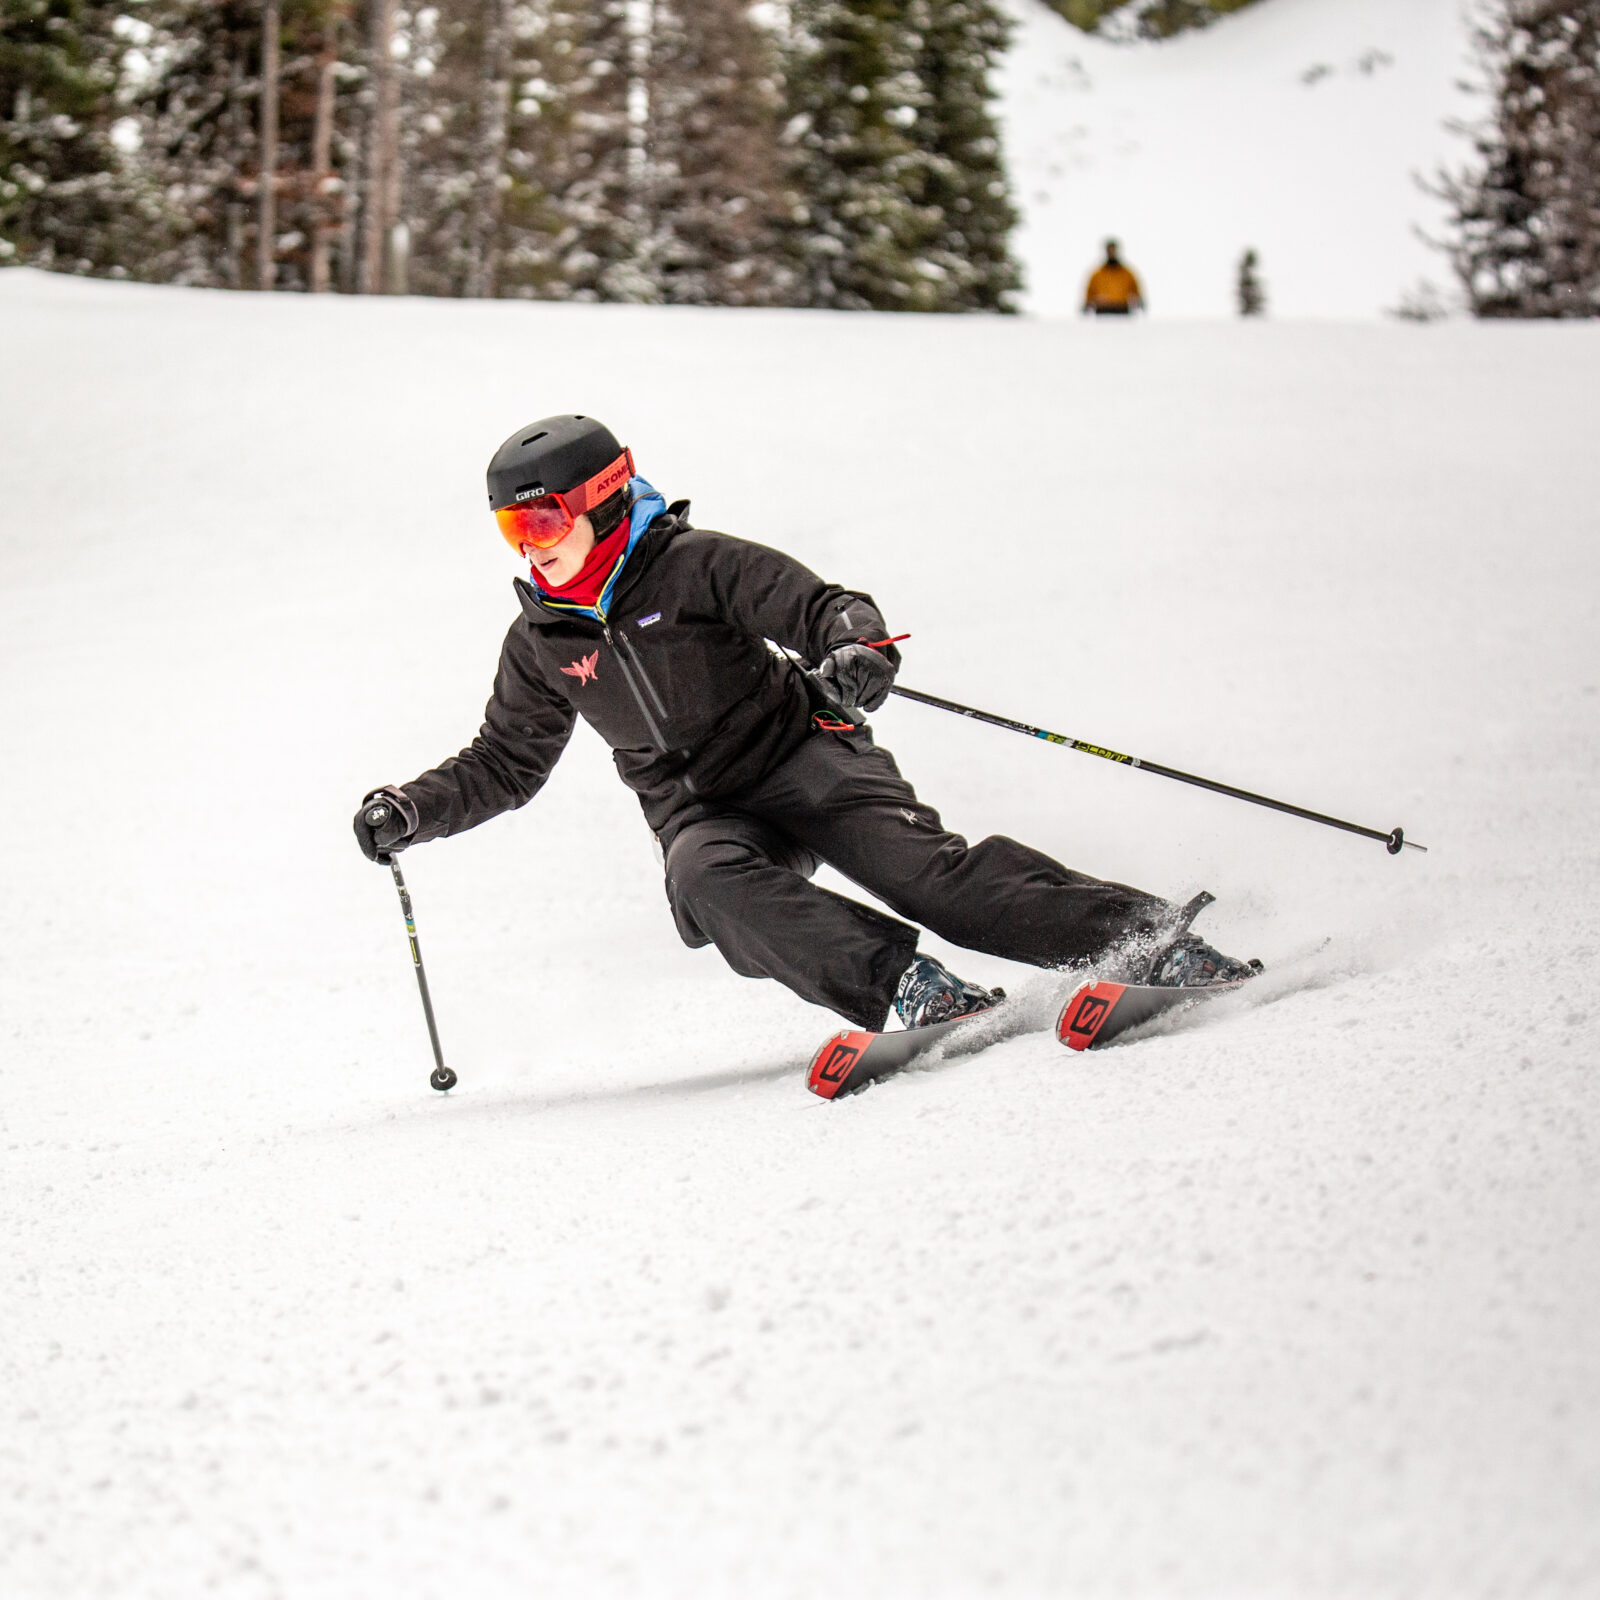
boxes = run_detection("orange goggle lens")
[493,446,636,557]
[496,495,575,553]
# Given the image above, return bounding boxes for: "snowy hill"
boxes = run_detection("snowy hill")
[2,267,1598,1596]
[1000,0,1477,317]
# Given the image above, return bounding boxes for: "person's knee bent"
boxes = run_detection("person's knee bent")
[666,827,770,901]
[664,826,762,947]
[664,821,820,946]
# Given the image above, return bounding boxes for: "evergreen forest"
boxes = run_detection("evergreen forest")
[0,0,1020,310]
[4,0,1597,318]
[1437,0,1600,318]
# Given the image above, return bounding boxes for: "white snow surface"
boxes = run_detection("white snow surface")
[2,268,1599,1597]
[1000,0,1477,318]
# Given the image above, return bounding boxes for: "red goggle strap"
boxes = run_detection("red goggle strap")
[568,447,635,516]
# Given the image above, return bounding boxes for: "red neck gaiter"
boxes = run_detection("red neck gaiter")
[533,522,630,607]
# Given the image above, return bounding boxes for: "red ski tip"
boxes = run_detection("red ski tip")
[1058,982,1128,1051]
[807,1030,875,1099]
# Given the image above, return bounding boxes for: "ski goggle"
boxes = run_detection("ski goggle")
[494,447,636,554]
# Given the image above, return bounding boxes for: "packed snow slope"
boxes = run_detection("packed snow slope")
[2,269,1598,1599]
[1000,0,1474,318]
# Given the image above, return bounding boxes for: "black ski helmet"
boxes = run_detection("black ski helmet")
[486,415,627,513]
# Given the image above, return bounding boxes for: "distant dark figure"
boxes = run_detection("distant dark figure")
[1083,239,1144,316]
[1237,248,1267,317]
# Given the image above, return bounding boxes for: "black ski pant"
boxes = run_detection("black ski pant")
[662,729,1170,1030]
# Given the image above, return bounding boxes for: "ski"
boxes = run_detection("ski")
[808,973,1258,1099]
[807,1004,1014,1099]
[1056,978,1250,1051]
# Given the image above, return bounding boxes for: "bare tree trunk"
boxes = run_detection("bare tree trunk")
[338,24,363,295]
[627,0,653,250]
[384,91,406,296]
[309,49,337,292]
[337,169,358,292]
[258,0,280,291]
[464,0,512,298]
[225,58,246,288]
[360,0,399,294]
[226,199,244,289]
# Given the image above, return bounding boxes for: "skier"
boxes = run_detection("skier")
[353,415,1253,1036]
[1083,238,1145,316]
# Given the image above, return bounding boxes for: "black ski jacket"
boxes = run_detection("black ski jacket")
[402,505,897,846]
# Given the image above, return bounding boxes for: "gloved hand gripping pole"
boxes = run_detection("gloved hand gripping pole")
[366,803,459,1092]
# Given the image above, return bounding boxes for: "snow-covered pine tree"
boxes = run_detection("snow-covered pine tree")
[463,0,511,297]
[107,0,263,286]
[906,0,1019,311]
[400,0,655,302]
[1441,0,1600,318]
[1048,0,1259,41]
[642,0,793,306]
[782,0,927,310]
[122,0,354,290]
[385,0,581,301]
[498,0,648,301]
[0,0,128,271]
[784,0,1017,311]
[397,0,494,297]
[479,5,572,299]
[405,0,794,305]
[1236,246,1264,315]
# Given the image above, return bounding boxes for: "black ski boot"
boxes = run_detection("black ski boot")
[894,953,1005,1030]
[1145,933,1260,988]
[1142,892,1262,989]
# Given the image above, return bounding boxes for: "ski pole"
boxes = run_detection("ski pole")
[888,684,1427,856]
[366,804,459,1092]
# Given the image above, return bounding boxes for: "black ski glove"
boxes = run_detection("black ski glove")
[353,785,420,863]
[815,641,897,713]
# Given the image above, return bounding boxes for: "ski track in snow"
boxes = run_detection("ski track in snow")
[2,268,1598,1596]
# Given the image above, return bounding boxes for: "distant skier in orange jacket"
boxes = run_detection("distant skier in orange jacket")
[1083,239,1144,316]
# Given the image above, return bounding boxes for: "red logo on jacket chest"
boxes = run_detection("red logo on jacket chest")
[561,650,599,685]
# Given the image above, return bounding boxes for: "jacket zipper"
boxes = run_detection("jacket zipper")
[601,617,672,752]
